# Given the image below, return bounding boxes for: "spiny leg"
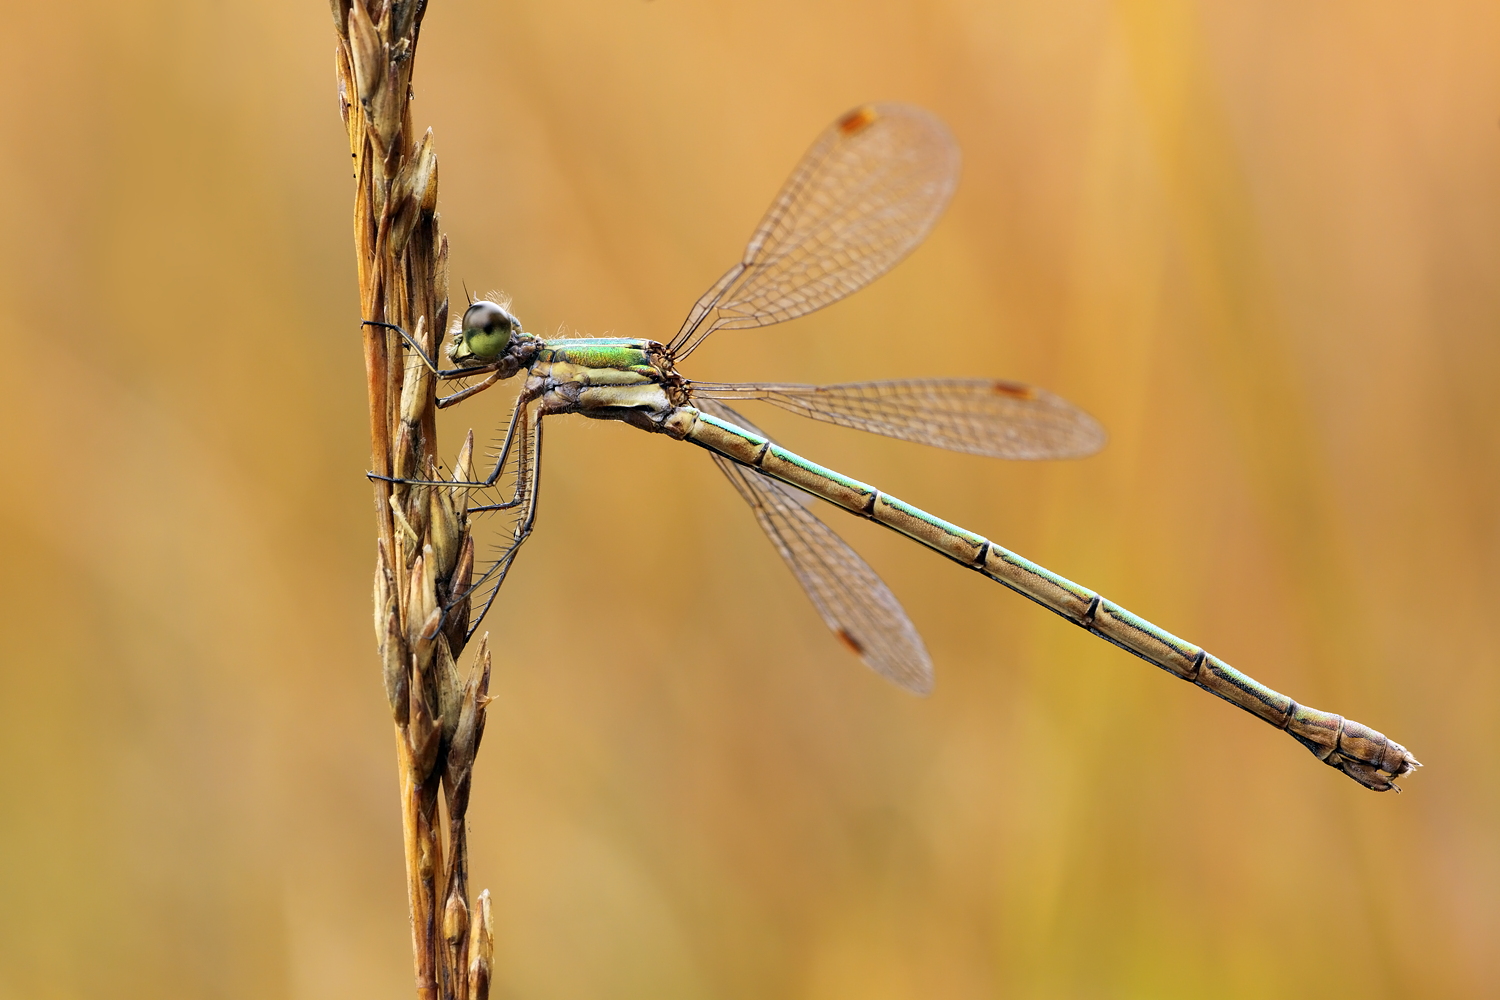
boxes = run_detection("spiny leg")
[438,369,505,409]
[368,386,536,493]
[454,400,545,638]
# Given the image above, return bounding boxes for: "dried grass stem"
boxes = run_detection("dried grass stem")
[331,3,495,997]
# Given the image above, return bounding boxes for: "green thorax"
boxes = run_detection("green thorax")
[535,338,664,380]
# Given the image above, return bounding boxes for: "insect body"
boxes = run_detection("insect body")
[377,103,1418,791]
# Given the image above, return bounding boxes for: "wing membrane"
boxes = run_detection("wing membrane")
[693,378,1106,460]
[668,104,960,360]
[697,399,932,694]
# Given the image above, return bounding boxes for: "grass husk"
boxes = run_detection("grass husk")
[330,2,494,997]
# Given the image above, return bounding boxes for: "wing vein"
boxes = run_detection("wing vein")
[669,104,960,359]
[697,398,933,693]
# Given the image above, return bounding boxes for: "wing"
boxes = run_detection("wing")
[697,398,933,694]
[691,378,1107,460]
[667,103,960,361]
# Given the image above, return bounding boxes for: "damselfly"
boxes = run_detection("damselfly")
[374,103,1418,791]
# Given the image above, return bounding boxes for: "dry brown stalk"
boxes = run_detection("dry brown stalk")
[329,2,495,997]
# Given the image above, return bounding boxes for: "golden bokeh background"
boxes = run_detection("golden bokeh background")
[2,1,1497,997]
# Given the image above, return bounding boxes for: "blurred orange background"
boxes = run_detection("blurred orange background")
[2,1,1497,997]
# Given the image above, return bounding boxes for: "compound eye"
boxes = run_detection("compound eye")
[461,301,516,361]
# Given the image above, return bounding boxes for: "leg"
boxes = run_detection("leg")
[466,400,542,516]
[437,369,504,409]
[363,319,493,381]
[452,400,544,638]
[368,386,536,490]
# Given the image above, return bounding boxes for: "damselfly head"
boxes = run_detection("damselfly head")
[450,300,519,365]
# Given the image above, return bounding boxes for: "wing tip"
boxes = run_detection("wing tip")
[837,105,879,137]
[904,673,935,697]
[838,629,935,696]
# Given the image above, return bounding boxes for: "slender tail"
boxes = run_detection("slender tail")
[666,405,1420,791]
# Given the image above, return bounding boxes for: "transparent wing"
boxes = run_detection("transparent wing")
[668,103,960,360]
[692,378,1106,460]
[697,399,932,694]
